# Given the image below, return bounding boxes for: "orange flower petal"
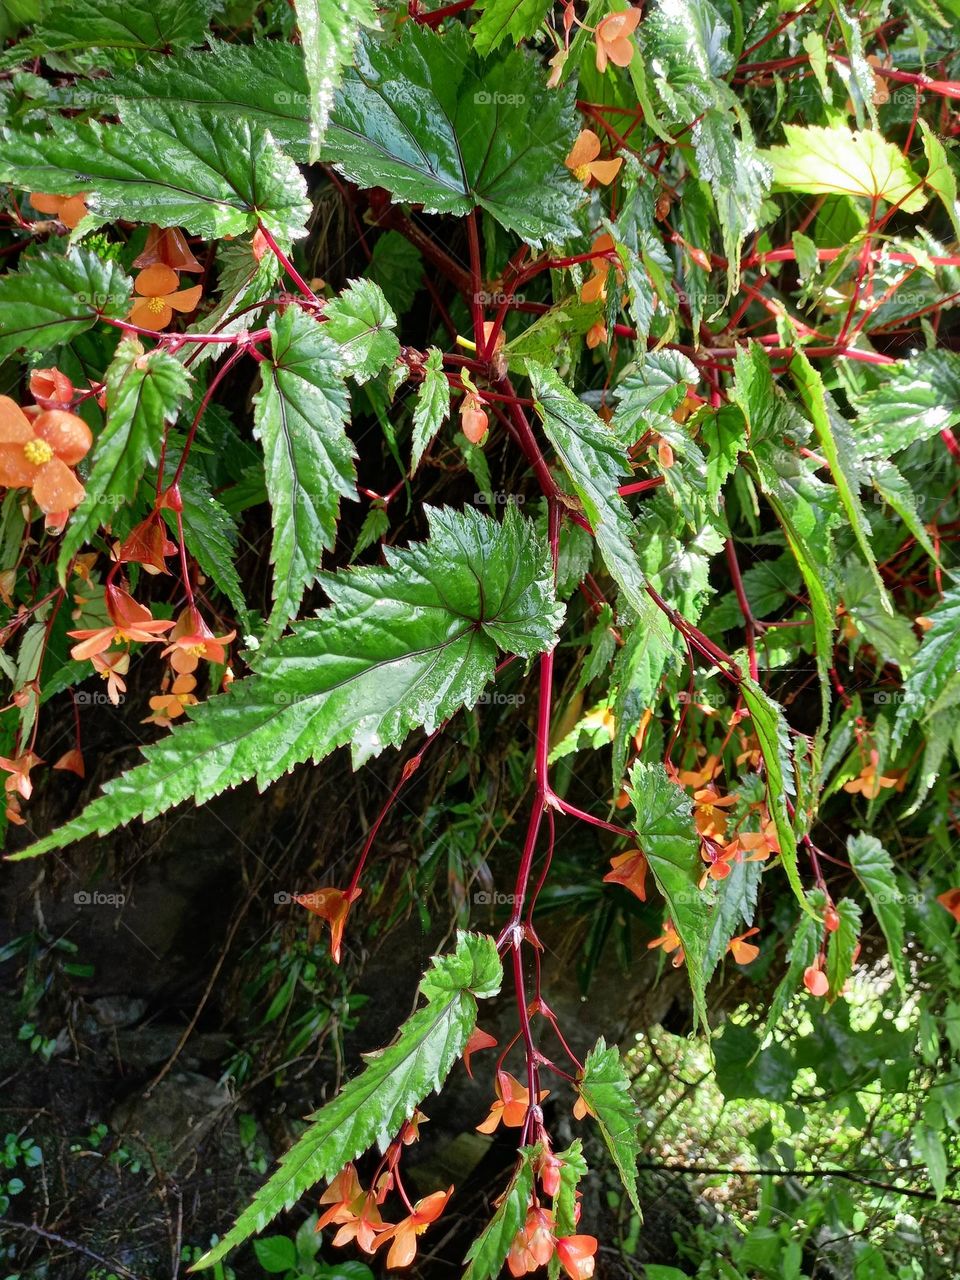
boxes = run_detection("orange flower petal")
[0,442,39,487]
[130,299,173,331]
[59,195,89,229]
[135,264,180,296]
[0,397,34,445]
[32,457,85,513]
[29,193,64,216]
[34,409,92,465]
[167,283,203,314]
[588,157,623,185]
[566,129,601,169]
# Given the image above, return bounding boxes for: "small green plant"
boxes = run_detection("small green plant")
[0,1133,42,1216]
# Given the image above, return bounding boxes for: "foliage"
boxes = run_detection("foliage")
[0,0,959,1274]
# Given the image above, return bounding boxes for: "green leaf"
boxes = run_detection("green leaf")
[892,584,960,750]
[0,106,310,242]
[365,231,423,317]
[323,279,400,384]
[627,762,710,1031]
[168,465,249,630]
[825,897,861,999]
[462,1149,537,1280]
[847,833,906,994]
[195,933,501,1270]
[84,42,314,163]
[1,0,218,67]
[579,1037,642,1214]
[550,1140,587,1241]
[253,1236,298,1274]
[761,125,928,212]
[852,349,960,456]
[58,339,191,577]
[715,1023,796,1101]
[0,247,131,360]
[527,361,669,644]
[295,0,379,161]
[790,349,889,612]
[253,309,355,643]
[702,856,762,983]
[13,506,563,859]
[700,404,746,511]
[913,1122,948,1200]
[693,108,770,299]
[735,344,836,720]
[920,120,960,240]
[319,25,581,246]
[472,0,551,55]
[757,909,820,1045]
[410,348,451,474]
[865,459,938,562]
[740,679,812,918]
[611,622,672,789]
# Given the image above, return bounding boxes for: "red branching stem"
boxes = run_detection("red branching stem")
[256,222,318,302]
[725,538,760,681]
[346,740,433,900]
[170,347,247,491]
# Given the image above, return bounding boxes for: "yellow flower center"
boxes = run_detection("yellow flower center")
[573,163,590,183]
[185,642,207,657]
[23,438,54,466]
[146,296,166,315]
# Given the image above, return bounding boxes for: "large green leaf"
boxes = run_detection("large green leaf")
[527,361,669,643]
[892,584,960,750]
[77,42,314,162]
[0,106,310,241]
[825,897,862,1000]
[847,833,906,994]
[852,349,960,457]
[318,25,581,246]
[13,506,563,859]
[58,339,191,577]
[702,855,762,984]
[170,465,249,630]
[0,0,218,68]
[627,762,710,1030]
[462,1149,538,1280]
[295,0,378,160]
[471,0,552,55]
[0,247,131,360]
[253,309,355,643]
[196,932,501,1270]
[790,350,889,612]
[692,108,770,298]
[740,679,812,918]
[579,1038,642,1214]
[761,124,928,212]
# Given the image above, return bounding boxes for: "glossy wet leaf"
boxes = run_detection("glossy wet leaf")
[0,247,131,359]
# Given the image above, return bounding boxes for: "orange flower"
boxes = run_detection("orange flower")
[594,8,640,73]
[507,1207,556,1276]
[565,129,623,186]
[603,848,648,901]
[0,397,91,514]
[843,753,906,798]
[586,321,608,349]
[803,962,829,997]
[698,834,738,884]
[737,819,779,862]
[460,392,488,445]
[318,1164,388,1252]
[163,605,236,674]
[129,265,202,331]
[29,367,74,410]
[68,585,174,661]
[692,784,737,839]
[132,226,203,273]
[116,515,177,575]
[91,650,130,705]
[373,1187,452,1269]
[727,927,760,965]
[537,1144,564,1198]
[0,751,42,800]
[647,918,684,966]
[462,1026,497,1078]
[318,1165,364,1229]
[580,233,622,303]
[937,888,960,922]
[30,192,89,229]
[556,1234,598,1280]
[476,1071,549,1133]
[294,886,362,964]
[147,673,199,723]
[53,748,85,778]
